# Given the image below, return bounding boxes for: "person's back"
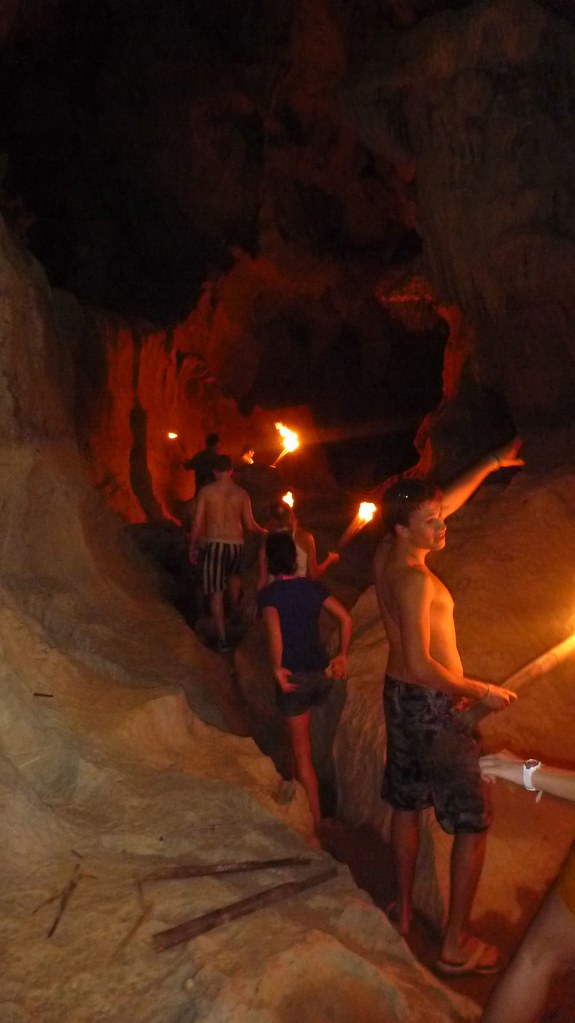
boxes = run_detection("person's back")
[202,475,249,542]
[185,432,220,495]
[189,454,266,649]
[259,575,329,672]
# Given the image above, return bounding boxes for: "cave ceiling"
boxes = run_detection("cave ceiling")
[1,0,575,483]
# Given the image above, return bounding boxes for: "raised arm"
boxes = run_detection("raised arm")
[300,529,339,580]
[397,569,515,710]
[480,751,575,802]
[322,595,352,680]
[441,437,524,519]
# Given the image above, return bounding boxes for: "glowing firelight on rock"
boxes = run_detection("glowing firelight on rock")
[337,500,378,549]
[282,491,295,507]
[167,432,178,439]
[272,422,300,467]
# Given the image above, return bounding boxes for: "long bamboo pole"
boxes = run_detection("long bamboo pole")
[144,855,311,882]
[459,631,575,731]
[153,866,337,952]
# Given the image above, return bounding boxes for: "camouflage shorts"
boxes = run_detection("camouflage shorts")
[382,675,491,835]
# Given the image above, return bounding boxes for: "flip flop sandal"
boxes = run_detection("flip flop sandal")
[435,939,500,977]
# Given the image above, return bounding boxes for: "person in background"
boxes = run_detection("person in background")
[184,432,221,496]
[240,444,254,465]
[257,499,339,591]
[258,532,351,843]
[189,454,266,651]
[375,440,523,974]
[479,750,575,1023]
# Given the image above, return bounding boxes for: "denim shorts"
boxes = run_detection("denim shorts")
[277,670,332,718]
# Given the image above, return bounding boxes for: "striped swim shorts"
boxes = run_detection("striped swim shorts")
[202,541,243,594]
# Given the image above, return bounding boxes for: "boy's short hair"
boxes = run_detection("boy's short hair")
[381,477,441,534]
[206,432,220,448]
[214,454,232,473]
[266,532,297,577]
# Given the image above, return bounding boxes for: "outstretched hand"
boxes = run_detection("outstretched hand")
[493,436,524,469]
[479,749,524,786]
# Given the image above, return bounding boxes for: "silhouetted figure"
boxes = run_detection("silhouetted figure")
[184,432,221,496]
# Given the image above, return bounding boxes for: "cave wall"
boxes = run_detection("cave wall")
[0,180,481,1023]
[1,0,450,501]
[345,0,575,470]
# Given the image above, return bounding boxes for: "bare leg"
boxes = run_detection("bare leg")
[390,809,419,936]
[286,711,321,830]
[209,591,226,643]
[482,888,575,1023]
[440,831,497,966]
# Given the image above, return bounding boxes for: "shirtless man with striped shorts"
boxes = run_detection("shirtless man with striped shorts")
[190,454,266,651]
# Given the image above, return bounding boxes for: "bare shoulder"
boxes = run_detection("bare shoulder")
[395,564,433,609]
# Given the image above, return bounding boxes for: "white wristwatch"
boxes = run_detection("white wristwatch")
[523,759,542,800]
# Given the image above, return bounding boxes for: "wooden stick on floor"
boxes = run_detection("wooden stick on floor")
[144,855,312,882]
[153,865,338,952]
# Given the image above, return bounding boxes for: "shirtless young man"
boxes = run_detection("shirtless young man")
[374,440,523,975]
[190,454,266,650]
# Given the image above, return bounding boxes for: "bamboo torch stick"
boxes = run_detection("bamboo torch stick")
[336,502,377,550]
[460,631,575,731]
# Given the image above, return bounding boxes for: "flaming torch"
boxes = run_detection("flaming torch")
[336,501,377,550]
[272,422,300,467]
[282,491,295,508]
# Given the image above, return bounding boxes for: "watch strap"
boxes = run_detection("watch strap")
[523,760,542,800]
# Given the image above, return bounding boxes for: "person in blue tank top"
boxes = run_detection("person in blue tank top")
[257,532,352,843]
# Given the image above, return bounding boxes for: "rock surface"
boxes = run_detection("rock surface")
[0,216,476,1019]
[345,0,575,468]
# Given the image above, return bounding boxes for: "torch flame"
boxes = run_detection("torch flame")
[282,491,294,507]
[358,502,376,523]
[275,422,299,453]
[167,432,178,439]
